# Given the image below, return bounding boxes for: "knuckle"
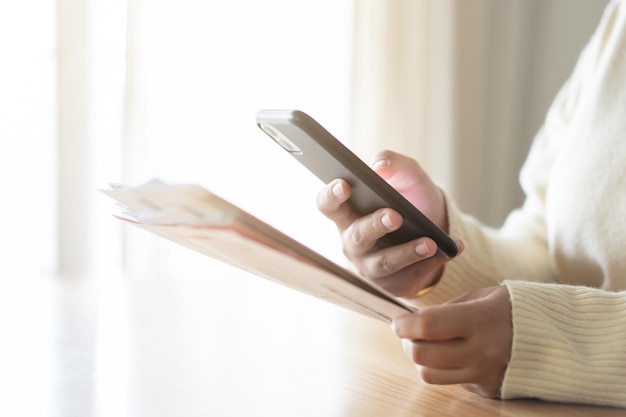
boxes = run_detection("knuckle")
[355,253,394,281]
[372,253,394,276]
[417,310,437,339]
[411,343,425,365]
[345,223,366,248]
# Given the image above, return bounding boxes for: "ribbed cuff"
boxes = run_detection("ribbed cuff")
[502,280,626,408]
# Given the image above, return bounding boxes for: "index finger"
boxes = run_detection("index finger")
[316,179,358,231]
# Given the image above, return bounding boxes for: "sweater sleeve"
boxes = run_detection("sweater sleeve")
[402,0,626,408]
[502,280,626,408]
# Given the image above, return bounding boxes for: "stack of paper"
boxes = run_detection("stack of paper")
[102,179,415,322]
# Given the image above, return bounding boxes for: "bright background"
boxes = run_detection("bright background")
[1,0,352,280]
[0,0,608,280]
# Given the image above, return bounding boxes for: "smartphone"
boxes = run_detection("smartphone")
[256,109,458,258]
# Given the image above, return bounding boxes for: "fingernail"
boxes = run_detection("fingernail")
[331,182,344,198]
[391,321,398,334]
[382,214,394,228]
[371,159,388,171]
[415,241,430,256]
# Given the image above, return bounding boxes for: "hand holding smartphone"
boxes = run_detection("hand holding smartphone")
[256,109,458,258]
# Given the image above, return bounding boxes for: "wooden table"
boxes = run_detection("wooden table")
[2,266,624,417]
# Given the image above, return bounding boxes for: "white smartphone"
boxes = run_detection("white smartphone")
[256,109,458,258]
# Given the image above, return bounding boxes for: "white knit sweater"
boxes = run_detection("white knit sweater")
[414,0,626,408]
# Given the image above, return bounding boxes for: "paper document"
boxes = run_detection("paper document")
[102,179,415,322]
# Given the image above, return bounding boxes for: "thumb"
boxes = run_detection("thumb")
[370,150,431,192]
[370,150,447,229]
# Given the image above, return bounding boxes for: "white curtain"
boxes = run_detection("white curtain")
[56,0,127,276]
[0,1,57,278]
[103,0,354,277]
[2,0,608,278]
[3,0,353,278]
[351,0,608,227]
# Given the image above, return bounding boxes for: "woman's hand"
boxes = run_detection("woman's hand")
[316,150,462,297]
[392,286,513,398]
